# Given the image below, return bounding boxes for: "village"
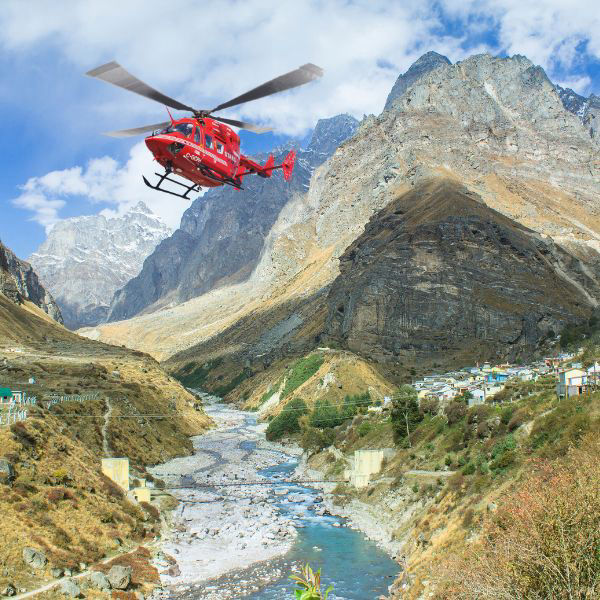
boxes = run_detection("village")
[408,351,599,406]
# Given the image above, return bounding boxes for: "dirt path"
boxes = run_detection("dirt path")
[102,396,112,457]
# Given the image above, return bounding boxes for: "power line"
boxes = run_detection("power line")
[163,478,346,489]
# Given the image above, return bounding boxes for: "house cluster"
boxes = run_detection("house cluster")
[412,351,592,406]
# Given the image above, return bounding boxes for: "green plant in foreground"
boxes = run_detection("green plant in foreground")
[290,564,333,599]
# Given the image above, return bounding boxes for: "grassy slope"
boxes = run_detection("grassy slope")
[0,293,211,591]
[303,376,599,599]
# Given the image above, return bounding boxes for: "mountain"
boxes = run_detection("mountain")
[555,84,600,137]
[325,178,598,364]
[85,53,600,369]
[106,114,359,322]
[383,50,451,112]
[29,202,170,329]
[0,239,62,323]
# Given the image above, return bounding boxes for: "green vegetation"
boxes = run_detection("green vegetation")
[559,308,600,349]
[290,563,333,599]
[213,367,253,397]
[341,391,371,418]
[280,353,324,399]
[391,385,423,446]
[266,398,308,441]
[310,399,344,428]
[175,359,222,388]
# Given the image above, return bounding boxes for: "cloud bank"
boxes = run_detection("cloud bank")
[2,0,599,234]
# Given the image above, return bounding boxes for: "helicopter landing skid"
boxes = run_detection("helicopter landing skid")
[142,171,202,200]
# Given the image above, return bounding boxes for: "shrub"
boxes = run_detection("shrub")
[438,435,600,599]
[419,397,439,416]
[301,427,335,452]
[357,421,372,437]
[445,401,467,425]
[341,392,371,418]
[280,354,324,399]
[391,386,423,445]
[310,399,343,429]
[266,398,308,441]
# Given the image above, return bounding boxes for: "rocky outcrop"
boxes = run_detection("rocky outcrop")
[325,179,599,363]
[106,114,359,322]
[555,85,600,138]
[383,51,451,112]
[29,202,170,329]
[0,240,62,323]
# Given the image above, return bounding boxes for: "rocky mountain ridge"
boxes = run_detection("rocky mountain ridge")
[107,114,359,322]
[84,52,600,368]
[29,202,170,329]
[0,239,62,323]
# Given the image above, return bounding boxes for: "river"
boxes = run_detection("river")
[150,399,399,599]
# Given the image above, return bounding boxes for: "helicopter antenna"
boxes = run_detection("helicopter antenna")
[165,106,175,126]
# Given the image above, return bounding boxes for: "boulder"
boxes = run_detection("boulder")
[51,567,64,578]
[59,579,81,598]
[107,565,132,590]
[0,459,15,485]
[1,584,16,597]
[22,547,47,569]
[90,571,111,591]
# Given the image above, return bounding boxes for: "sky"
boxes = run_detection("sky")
[1,0,599,259]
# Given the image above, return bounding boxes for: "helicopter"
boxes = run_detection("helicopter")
[86,61,323,199]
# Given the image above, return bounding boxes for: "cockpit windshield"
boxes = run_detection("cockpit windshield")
[159,123,194,137]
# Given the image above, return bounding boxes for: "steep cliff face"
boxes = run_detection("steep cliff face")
[107,114,359,322]
[29,202,170,329]
[0,240,63,323]
[325,179,598,364]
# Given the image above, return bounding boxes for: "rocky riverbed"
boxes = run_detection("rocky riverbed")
[150,397,398,598]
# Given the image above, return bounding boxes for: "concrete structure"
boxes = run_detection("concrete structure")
[345,449,387,489]
[101,458,130,491]
[133,480,151,503]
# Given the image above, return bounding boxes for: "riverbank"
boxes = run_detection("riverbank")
[149,398,399,598]
[149,400,302,596]
[294,457,407,560]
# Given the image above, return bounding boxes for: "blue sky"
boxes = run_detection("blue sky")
[1,0,599,259]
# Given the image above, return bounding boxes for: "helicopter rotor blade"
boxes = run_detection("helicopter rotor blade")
[211,115,272,133]
[102,120,172,138]
[209,63,323,113]
[86,61,195,112]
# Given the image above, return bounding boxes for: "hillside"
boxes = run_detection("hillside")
[0,290,211,594]
[0,240,62,323]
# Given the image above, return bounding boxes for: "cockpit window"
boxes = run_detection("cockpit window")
[159,123,193,137]
[174,123,193,137]
[216,142,224,153]
[205,134,213,149]
[194,128,201,145]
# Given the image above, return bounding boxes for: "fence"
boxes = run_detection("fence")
[0,407,28,426]
[45,392,100,409]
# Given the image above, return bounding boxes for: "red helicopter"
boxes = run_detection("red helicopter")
[86,61,323,199]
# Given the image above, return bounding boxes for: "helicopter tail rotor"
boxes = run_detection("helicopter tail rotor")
[282,150,296,182]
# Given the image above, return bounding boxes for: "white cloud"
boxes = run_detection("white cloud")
[440,0,600,95]
[12,143,193,232]
[0,0,479,136]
